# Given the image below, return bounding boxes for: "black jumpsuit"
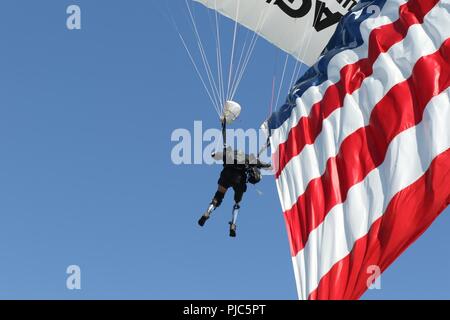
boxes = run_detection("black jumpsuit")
[218,163,248,203]
[216,149,266,204]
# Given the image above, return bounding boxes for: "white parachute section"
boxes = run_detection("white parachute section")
[194,0,358,66]
[168,0,358,122]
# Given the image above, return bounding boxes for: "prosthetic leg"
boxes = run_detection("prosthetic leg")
[228,181,245,237]
[198,202,215,226]
[229,203,240,237]
[198,191,225,227]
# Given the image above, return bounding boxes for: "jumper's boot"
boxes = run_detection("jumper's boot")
[229,203,240,237]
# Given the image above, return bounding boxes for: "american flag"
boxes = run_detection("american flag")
[267,0,450,300]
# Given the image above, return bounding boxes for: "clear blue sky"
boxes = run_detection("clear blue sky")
[0,0,448,299]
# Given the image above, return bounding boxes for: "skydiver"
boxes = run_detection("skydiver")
[198,146,272,237]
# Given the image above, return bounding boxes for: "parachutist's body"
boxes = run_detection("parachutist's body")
[198,147,271,237]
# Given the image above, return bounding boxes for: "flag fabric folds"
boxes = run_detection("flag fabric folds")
[267,0,450,300]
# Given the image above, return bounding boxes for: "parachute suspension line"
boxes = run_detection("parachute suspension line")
[289,55,301,89]
[226,0,241,103]
[228,28,252,102]
[293,60,306,86]
[229,29,256,101]
[184,0,222,113]
[215,44,224,111]
[291,1,326,88]
[158,1,220,115]
[229,30,257,100]
[229,6,270,100]
[213,0,225,111]
[268,50,279,114]
[275,53,290,110]
[175,29,221,116]
[206,1,224,109]
[288,25,312,90]
[289,26,310,88]
[269,75,276,117]
[185,0,221,112]
[229,8,268,100]
[151,0,172,27]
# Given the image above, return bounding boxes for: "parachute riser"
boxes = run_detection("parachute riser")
[222,119,227,150]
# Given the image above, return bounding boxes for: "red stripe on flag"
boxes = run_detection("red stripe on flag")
[307,148,450,300]
[285,39,450,257]
[275,0,440,179]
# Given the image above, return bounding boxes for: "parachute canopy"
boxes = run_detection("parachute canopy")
[173,0,358,120]
[193,0,359,66]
